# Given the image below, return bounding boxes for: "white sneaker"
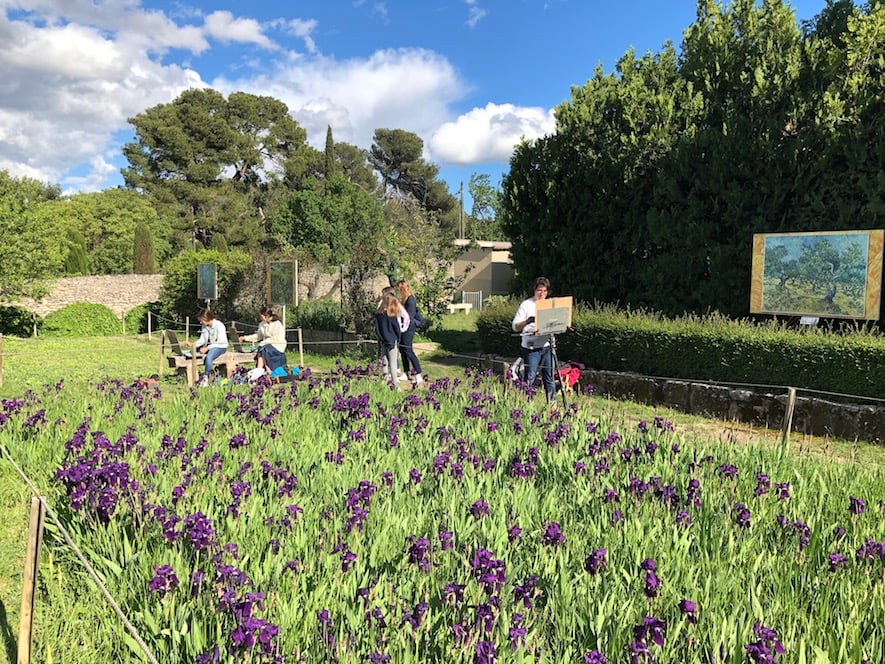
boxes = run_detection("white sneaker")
[197,375,209,387]
[397,374,409,381]
[414,374,424,384]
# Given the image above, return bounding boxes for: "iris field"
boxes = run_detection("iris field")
[2,360,884,663]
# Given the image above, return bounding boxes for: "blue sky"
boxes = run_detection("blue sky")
[0,0,829,201]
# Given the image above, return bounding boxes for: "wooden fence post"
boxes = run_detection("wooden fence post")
[18,496,45,664]
[297,327,304,368]
[780,387,797,449]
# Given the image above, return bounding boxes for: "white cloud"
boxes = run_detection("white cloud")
[464,0,487,29]
[0,1,551,193]
[203,10,276,49]
[429,103,555,165]
[213,48,465,158]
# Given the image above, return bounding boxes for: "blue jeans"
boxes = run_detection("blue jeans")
[522,345,556,401]
[200,346,227,376]
[399,326,422,375]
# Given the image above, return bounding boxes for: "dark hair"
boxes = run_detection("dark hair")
[197,308,215,323]
[259,306,279,321]
[533,277,550,291]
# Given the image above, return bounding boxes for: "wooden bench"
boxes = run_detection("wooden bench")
[161,329,257,386]
[446,302,473,315]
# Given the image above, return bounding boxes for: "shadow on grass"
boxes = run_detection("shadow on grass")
[425,329,482,356]
[0,599,17,663]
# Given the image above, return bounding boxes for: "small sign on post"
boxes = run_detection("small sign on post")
[197,263,218,305]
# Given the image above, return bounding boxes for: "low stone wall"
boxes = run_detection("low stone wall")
[579,369,885,444]
[296,329,373,356]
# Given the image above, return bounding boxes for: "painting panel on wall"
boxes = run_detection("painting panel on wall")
[749,230,883,319]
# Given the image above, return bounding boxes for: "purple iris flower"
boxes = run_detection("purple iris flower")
[634,615,666,646]
[679,599,698,624]
[584,651,607,664]
[541,521,565,547]
[828,551,849,572]
[470,500,490,519]
[849,496,865,516]
[508,613,527,649]
[643,571,660,598]
[584,549,608,575]
[148,564,179,598]
[754,474,770,496]
[474,640,496,664]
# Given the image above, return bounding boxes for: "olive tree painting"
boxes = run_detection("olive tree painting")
[750,230,883,319]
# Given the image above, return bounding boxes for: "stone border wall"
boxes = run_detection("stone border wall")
[480,356,884,444]
[580,369,884,444]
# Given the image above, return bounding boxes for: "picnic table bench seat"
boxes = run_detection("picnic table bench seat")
[161,329,257,386]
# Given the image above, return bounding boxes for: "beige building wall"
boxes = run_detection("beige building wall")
[451,240,513,303]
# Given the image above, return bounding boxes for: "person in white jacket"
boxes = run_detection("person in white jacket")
[240,306,287,372]
[185,308,229,387]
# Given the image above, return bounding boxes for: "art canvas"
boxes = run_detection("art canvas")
[750,230,883,320]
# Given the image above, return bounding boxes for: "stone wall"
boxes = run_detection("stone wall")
[578,369,885,445]
[16,275,164,318]
[481,357,885,444]
[10,269,391,320]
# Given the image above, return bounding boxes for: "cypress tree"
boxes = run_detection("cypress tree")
[133,223,157,273]
[64,228,90,275]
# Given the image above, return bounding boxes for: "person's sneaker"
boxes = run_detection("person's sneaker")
[197,375,209,387]
[396,373,409,381]
[413,374,424,385]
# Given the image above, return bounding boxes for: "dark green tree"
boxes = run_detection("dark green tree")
[324,125,339,180]
[64,228,90,275]
[0,170,63,298]
[133,223,158,274]
[369,128,459,234]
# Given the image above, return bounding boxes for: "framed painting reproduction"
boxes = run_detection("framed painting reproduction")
[197,262,218,302]
[750,229,883,320]
[267,260,296,306]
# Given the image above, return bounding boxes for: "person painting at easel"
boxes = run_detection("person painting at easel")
[511,276,556,403]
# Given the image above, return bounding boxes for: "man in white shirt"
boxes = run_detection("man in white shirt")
[511,276,556,402]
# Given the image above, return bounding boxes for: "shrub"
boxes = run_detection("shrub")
[41,302,120,337]
[0,305,37,337]
[288,298,344,330]
[160,249,252,323]
[124,301,162,335]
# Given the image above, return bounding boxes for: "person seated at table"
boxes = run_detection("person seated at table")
[239,306,288,372]
[183,308,228,387]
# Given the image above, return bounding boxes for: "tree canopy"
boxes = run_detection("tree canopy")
[122,89,320,252]
[501,0,883,319]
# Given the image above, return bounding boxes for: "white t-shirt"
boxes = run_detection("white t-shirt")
[512,296,549,350]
